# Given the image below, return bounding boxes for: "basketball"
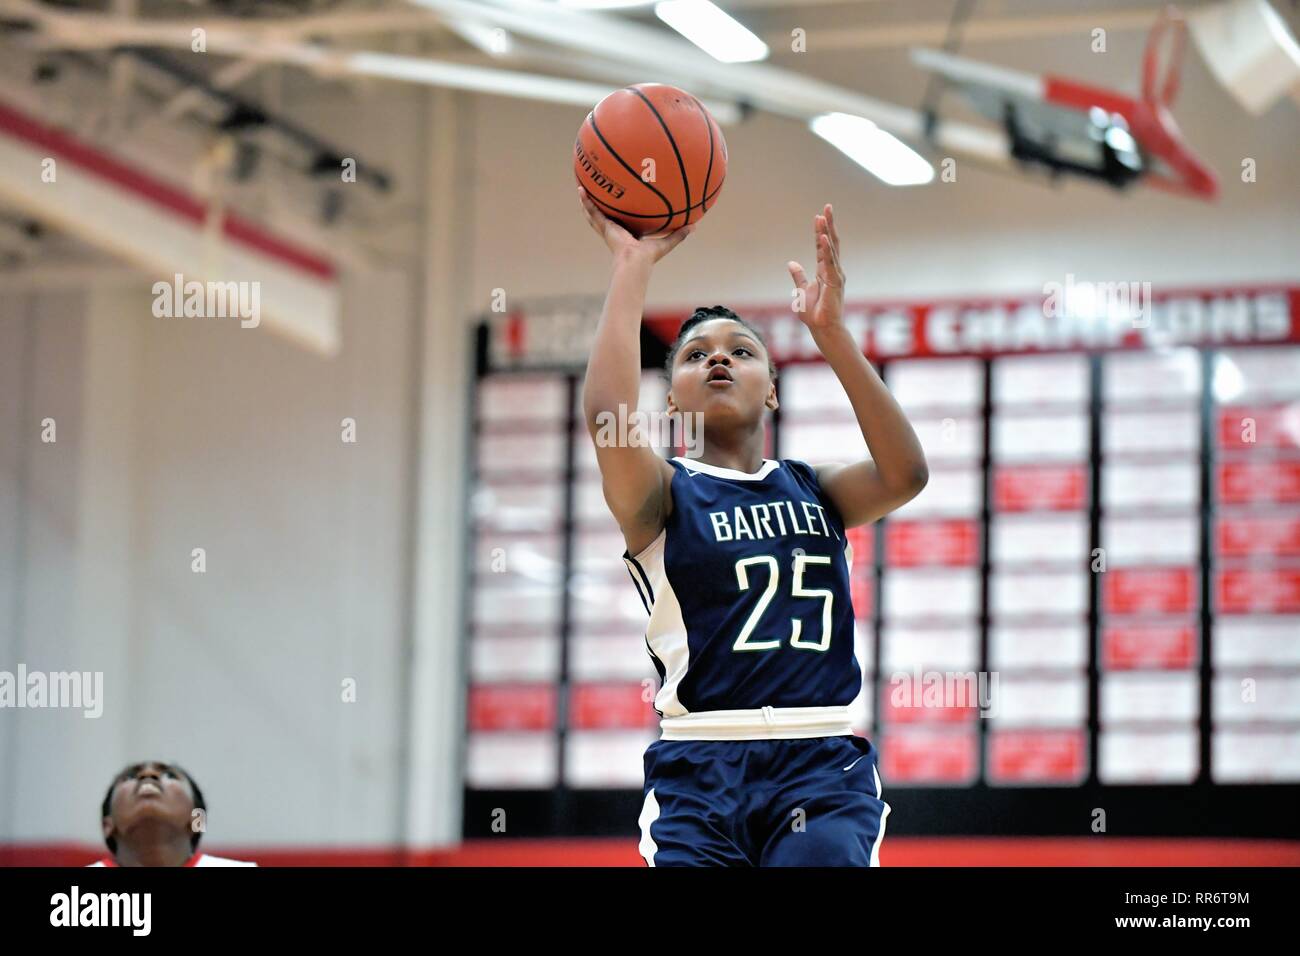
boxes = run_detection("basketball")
[574,83,727,237]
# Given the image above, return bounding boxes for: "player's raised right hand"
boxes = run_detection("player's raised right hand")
[578,185,694,264]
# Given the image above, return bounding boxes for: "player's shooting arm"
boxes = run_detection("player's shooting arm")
[789,205,929,528]
[577,187,691,553]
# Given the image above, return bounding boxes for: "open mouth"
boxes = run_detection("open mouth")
[136,780,163,797]
[706,366,733,385]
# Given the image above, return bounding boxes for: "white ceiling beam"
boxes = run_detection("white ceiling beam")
[0,263,145,291]
[0,0,444,44]
[433,39,703,93]
[407,0,1007,159]
[0,0,1174,52]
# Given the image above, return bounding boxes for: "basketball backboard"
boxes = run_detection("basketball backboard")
[912,7,1218,200]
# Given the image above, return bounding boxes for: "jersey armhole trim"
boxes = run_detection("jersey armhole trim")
[624,526,666,565]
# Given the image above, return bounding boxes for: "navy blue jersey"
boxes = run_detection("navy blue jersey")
[623,456,862,716]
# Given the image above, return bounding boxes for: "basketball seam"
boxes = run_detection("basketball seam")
[584,178,725,221]
[625,86,691,234]
[688,94,716,223]
[586,112,674,226]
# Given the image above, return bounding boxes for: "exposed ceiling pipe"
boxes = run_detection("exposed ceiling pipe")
[125,48,394,193]
[158,57,268,121]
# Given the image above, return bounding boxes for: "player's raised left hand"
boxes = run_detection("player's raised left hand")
[787,203,845,332]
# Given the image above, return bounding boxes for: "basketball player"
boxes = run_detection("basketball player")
[577,186,928,866]
[90,760,255,867]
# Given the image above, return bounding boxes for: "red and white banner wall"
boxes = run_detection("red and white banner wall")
[463,285,1300,837]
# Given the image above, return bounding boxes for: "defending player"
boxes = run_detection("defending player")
[578,186,928,866]
[90,760,255,867]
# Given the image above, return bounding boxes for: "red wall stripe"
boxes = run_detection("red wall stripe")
[0,97,336,280]
[4,838,1299,867]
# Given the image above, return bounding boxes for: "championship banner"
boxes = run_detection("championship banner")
[483,284,1300,371]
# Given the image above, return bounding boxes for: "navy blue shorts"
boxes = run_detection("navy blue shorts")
[637,733,890,867]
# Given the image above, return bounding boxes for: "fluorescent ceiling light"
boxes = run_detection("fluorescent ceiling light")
[654,0,768,63]
[809,112,934,186]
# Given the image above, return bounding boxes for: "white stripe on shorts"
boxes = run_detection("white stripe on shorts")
[638,787,661,867]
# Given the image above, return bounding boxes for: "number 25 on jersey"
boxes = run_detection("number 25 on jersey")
[732,554,834,653]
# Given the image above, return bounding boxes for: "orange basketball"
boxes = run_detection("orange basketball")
[574,83,727,237]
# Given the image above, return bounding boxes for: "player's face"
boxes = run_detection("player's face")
[103,762,196,841]
[668,319,776,425]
